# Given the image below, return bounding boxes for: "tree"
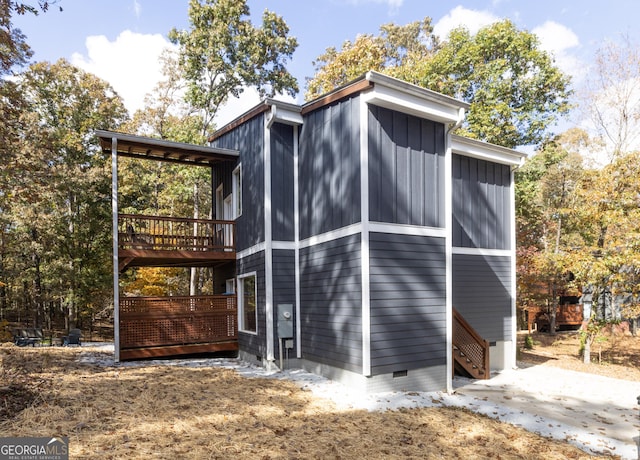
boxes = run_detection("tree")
[169,0,298,137]
[6,59,127,329]
[305,17,437,100]
[306,19,571,149]
[121,51,214,297]
[515,129,586,333]
[581,35,640,162]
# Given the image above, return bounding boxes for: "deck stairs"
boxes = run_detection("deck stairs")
[453,308,490,380]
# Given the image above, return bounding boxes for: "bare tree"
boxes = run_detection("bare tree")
[582,35,640,162]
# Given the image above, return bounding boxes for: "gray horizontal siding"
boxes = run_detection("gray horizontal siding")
[452,154,511,250]
[369,233,446,376]
[271,123,295,241]
[273,249,296,356]
[211,115,265,251]
[300,234,362,373]
[299,96,361,239]
[368,105,445,227]
[237,251,266,358]
[452,253,512,342]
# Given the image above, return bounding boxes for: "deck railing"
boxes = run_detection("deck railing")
[119,295,237,349]
[452,307,490,379]
[118,214,235,252]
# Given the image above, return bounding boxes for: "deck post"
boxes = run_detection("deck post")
[111,136,120,362]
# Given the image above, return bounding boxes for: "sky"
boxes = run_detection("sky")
[11,0,640,138]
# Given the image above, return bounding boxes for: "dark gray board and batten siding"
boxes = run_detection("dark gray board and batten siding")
[368,105,446,227]
[452,154,511,250]
[210,114,265,252]
[451,153,513,342]
[270,122,295,242]
[298,96,361,240]
[300,234,362,373]
[369,233,447,376]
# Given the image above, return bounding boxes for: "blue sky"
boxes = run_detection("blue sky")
[12,0,640,130]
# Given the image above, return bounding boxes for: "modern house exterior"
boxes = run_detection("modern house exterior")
[101,71,525,394]
[208,71,525,393]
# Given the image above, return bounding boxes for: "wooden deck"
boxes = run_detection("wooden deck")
[119,295,238,360]
[527,304,584,333]
[118,214,235,271]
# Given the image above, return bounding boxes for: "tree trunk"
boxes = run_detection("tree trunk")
[583,337,591,364]
[549,286,557,335]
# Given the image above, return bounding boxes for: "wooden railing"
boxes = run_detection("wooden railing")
[118,214,235,252]
[453,307,490,379]
[119,295,237,349]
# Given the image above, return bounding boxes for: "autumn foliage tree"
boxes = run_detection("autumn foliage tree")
[307,19,571,149]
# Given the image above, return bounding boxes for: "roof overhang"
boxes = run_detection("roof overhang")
[96,129,239,166]
[362,71,468,124]
[451,134,526,168]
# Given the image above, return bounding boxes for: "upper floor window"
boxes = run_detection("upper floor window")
[232,164,242,218]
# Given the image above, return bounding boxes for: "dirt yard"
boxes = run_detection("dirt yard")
[1,334,634,459]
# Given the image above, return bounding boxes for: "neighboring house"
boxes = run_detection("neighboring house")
[100,71,525,394]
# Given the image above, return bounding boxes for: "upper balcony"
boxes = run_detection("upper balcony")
[118,214,235,272]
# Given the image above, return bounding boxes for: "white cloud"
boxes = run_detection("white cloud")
[532,21,582,81]
[70,30,298,130]
[433,6,499,39]
[71,31,174,115]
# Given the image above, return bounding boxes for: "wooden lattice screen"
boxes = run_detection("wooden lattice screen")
[120,295,237,349]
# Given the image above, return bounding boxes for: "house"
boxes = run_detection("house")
[100,71,525,394]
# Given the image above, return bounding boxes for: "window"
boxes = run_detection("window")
[238,273,257,333]
[232,164,242,218]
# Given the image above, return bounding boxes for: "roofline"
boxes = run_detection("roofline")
[208,98,302,143]
[451,134,526,168]
[365,71,470,111]
[96,129,239,166]
[96,130,238,156]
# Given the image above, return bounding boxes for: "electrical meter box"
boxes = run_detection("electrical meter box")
[277,304,293,339]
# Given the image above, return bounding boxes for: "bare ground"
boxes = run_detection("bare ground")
[0,337,631,459]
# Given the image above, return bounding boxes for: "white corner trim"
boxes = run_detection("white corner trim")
[360,96,371,377]
[264,117,274,363]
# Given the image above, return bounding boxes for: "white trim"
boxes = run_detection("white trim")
[237,271,258,335]
[111,137,120,363]
[293,126,302,359]
[444,129,453,394]
[361,84,461,125]
[298,223,362,249]
[266,102,304,127]
[451,134,525,167]
[360,96,371,377]
[452,247,513,257]
[369,222,446,238]
[272,241,296,251]
[264,118,274,364]
[232,163,242,218]
[236,242,266,260]
[215,184,224,220]
[509,168,517,369]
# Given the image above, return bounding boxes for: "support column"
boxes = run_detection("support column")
[111,137,120,362]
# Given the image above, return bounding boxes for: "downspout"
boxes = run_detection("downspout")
[445,107,465,393]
